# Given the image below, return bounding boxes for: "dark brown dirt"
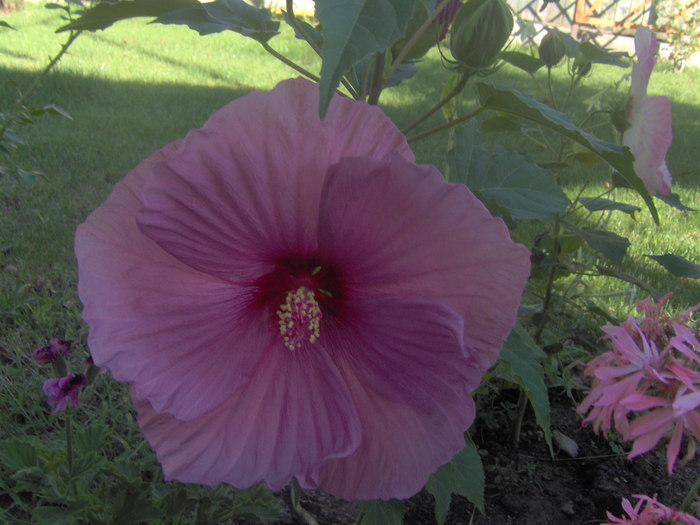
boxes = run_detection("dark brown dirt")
[281,388,700,525]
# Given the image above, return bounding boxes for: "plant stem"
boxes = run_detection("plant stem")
[534,215,561,342]
[385,0,454,84]
[289,478,319,525]
[0,30,81,139]
[512,389,528,447]
[261,42,321,83]
[367,52,385,105]
[407,106,484,143]
[546,67,557,110]
[403,72,470,133]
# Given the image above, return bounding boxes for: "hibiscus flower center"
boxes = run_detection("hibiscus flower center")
[252,256,344,351]
[277,286,322,351]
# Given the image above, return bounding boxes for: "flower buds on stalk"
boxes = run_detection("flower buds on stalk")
[539,28,566,68]
[449,0,514,70]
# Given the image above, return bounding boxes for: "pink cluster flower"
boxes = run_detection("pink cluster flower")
[32,338,71,365]
[578,294,700,473]
[622,26,673,196]
[74,78,530,500]
[603,495,700,525]
[43,373,87,414]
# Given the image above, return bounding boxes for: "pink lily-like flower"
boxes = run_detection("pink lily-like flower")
[578,295,700,473]
[43,373,87,414]
[603,495,700,525]
[74,78,530,500]
[622,26,673,196]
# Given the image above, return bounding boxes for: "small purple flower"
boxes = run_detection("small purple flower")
[32,338,71,365]
[43,373,87,414]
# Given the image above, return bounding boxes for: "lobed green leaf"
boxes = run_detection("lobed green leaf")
[316,0,415,117]
[426,439,485,522]
[57,0,200,32]
[476,83,659,223]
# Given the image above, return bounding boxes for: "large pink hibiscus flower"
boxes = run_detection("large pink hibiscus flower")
[622,26,672,196]
[75,78,530,500]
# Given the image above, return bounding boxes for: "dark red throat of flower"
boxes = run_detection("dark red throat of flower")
[252,256,344,351]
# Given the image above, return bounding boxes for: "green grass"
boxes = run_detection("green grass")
[1,0,699,423]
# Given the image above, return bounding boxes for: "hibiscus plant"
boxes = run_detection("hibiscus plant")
[4,0,699,523]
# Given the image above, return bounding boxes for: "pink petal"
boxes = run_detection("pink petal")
[623,96,673,196]
[631,26,657,100]
[310,297,476,500]
[665,421,684,474]
[75,144,268,421]
[317,153,530,374]
[626,408,673,457]
[134,344,361,490]
[137,78,413,281]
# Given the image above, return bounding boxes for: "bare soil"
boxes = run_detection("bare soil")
[281,388,700,525]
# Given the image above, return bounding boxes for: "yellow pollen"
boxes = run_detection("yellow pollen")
[276,286,322,351]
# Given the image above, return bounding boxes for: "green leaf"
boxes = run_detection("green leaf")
[656,191,696,211]
[447,122,569,220]
[480,115,521,133]
[426,440,485,522]
[154,0,279,42]
[500,51,545,75]
[565,224,630,266]
[316,0,415,117]
[478,151,570,220]
[476,83,659,223]
[57,0,200,32]
[357,500,405,525]
[647,254,700,279]
[1,20,17,30]
[577,41,629,67]
[0,437,41,471]
[580,197,640,218]
[446,120,487,184]
[498,323,552,451]
[33,503,89,525]
[29,104,73,120]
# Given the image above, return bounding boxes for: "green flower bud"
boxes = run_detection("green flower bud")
[539,29,566,68]
[449,0,514,70]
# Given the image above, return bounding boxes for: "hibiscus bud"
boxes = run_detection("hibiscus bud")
[539,29,566,68]
[449,0,513,70]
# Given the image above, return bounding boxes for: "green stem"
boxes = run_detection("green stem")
[367,52,385,105]
[407,106,484,143]
[546,67,557,110]
[261,42,320,83]
[512,389,528,446]
[0,30,81,138]
[289,479,319,525]
[681,475,700,512]
[403,72,470,133]
[385,0,454,84]
[534,215,561,342]
[65,411,73,474]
